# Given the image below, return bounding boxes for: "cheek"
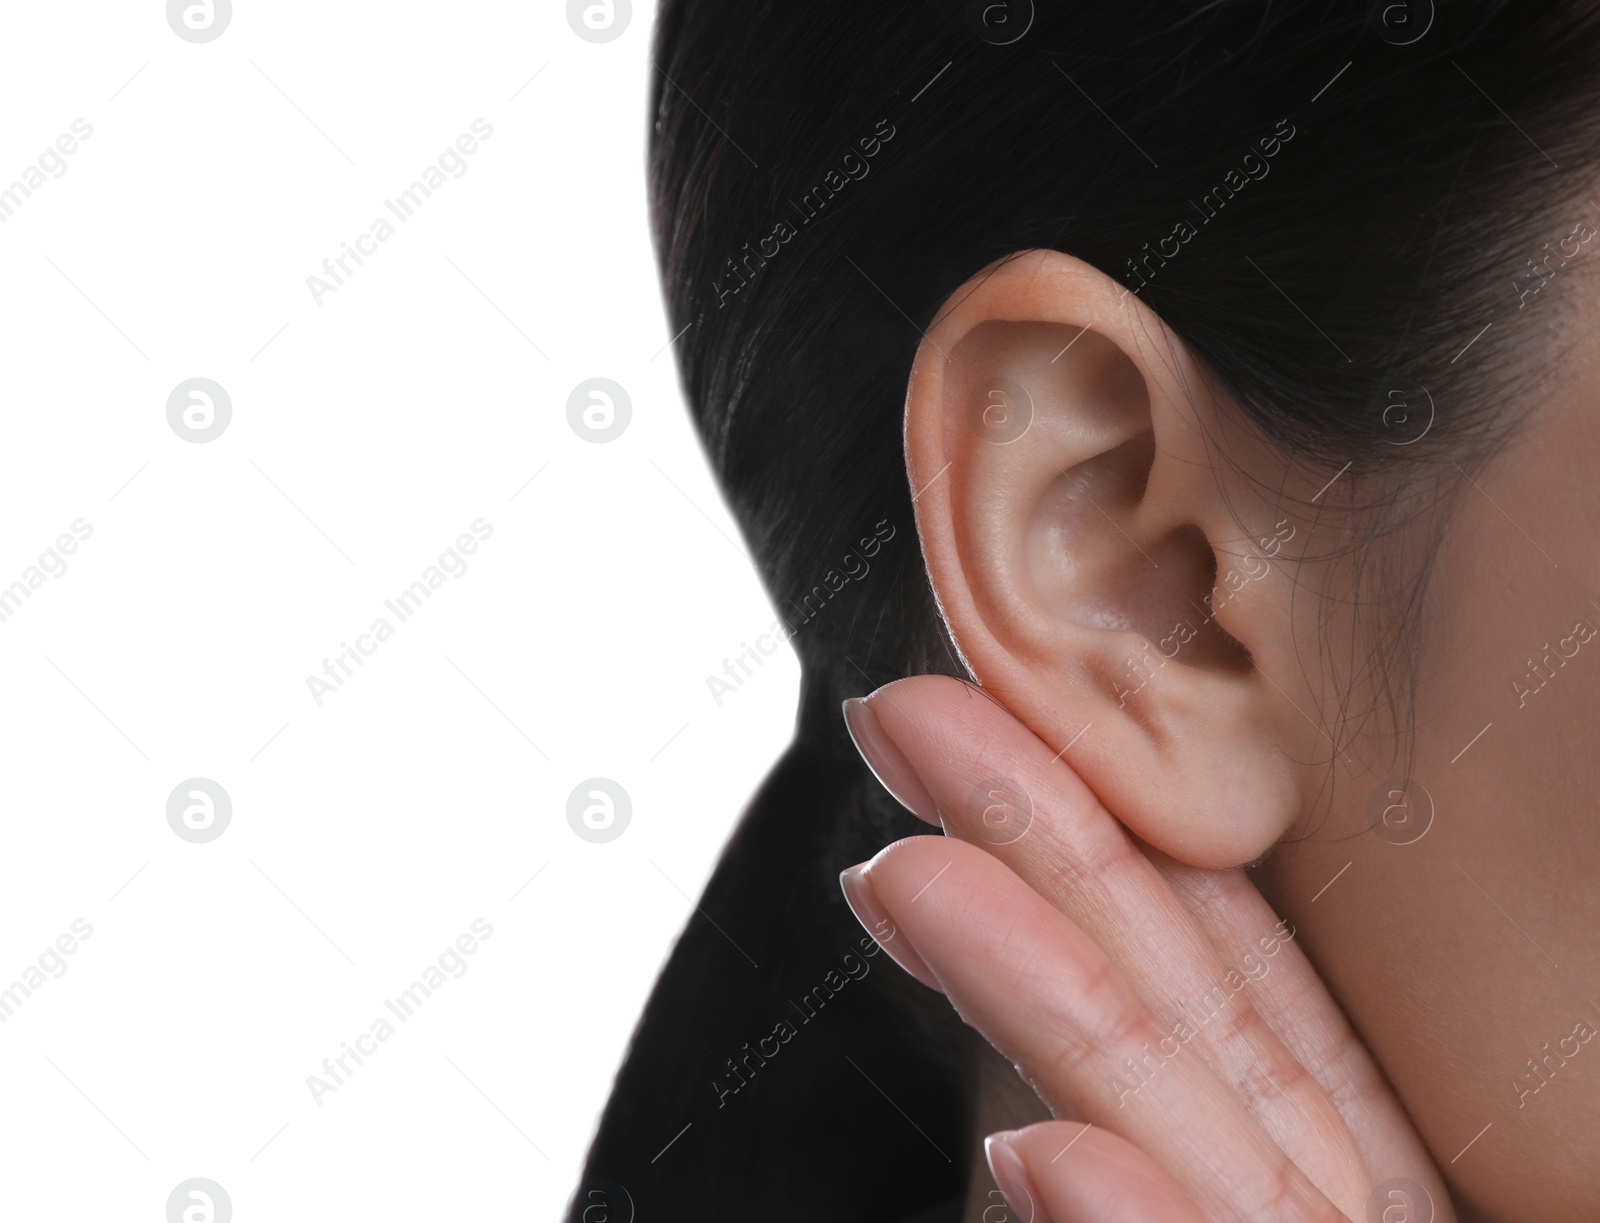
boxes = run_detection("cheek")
[1255,384,1600,1220]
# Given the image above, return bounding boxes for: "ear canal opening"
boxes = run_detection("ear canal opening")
[1190,534,1255,672]
[1106,523,1255,673]
[1051,435,1255,675]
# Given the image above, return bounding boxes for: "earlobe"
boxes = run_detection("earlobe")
[905,250,1310,870]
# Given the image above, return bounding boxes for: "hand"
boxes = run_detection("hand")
[838,675,1451,1223]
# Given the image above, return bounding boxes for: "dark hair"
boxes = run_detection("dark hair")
[570,3,1600,1218]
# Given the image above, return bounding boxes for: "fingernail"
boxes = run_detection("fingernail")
[838,862,943,992]
[842,696,940,826]
[984,1131,1050,1223]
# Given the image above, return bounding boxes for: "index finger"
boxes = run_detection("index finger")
[847,674,1370,1217]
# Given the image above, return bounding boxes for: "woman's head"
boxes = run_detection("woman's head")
[620,1,1600,1215]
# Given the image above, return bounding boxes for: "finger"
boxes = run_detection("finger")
[1156,855,1451,1205]
[986,1121,1209,1223]
[850,675,1369,1216]
[853,834,1346,1223]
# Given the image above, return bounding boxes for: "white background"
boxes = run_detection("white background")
[0,1,796,1218]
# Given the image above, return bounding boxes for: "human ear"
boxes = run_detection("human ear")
[903,248,1314,869]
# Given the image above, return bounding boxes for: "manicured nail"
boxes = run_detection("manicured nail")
[838,862,943,992]
[985,1131,1050,1223]
[842,696,940,825]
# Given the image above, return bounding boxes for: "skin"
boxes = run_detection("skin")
[836,248,1600,1220]
[1254,306,1600,1219]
